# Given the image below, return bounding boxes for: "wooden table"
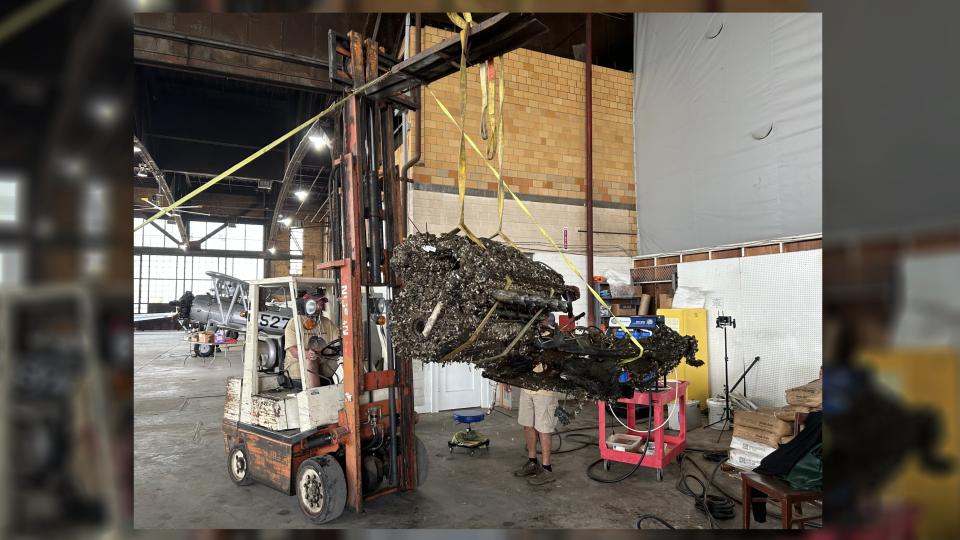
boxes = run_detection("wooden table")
[741,470,822,529]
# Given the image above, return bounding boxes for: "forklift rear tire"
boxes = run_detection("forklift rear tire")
[416,436,429,487]
[227,444,254,486]
[296,456,346,524]
[194,343,214,357]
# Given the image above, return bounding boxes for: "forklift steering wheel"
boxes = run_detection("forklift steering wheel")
[320,338,342,357]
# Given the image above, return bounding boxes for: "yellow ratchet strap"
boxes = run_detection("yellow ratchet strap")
[426,87,645,361]
[445,12,485,249]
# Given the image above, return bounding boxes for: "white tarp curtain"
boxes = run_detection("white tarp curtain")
[633,14,822,254]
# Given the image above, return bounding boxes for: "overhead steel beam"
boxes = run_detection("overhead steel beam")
[135,135,187,244]
[188,222,229,249]
[134,246,302,260]
[135,26,333,85]
[266,116,324,249]
[134,26,341,94]
[149,221,182,245]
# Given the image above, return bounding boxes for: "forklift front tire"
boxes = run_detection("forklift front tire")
[227,444,254,486]
[416,436,429,487]
[296,456,346,524]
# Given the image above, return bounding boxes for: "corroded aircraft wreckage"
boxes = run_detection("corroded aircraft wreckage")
[390,233,702,402]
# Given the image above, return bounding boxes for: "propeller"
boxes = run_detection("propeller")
[137,197,211,216]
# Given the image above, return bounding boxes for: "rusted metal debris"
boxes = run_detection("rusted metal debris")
[390,233,702,401]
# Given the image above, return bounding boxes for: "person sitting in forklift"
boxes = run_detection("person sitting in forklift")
[283,293,339,390]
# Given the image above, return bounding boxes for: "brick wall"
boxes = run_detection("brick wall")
[405,26,637,256]
[408,189,636,258]
[266,230,290,276]
[297,223,332,278]
[412,26,635,207]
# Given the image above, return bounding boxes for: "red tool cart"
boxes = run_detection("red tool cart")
[597,380,688,481]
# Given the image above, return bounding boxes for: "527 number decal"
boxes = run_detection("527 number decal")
[258,314,290,329]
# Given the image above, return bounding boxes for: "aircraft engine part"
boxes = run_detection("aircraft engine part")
[390,232,702,401]
[185,293,249,330]
[258,338,281,370]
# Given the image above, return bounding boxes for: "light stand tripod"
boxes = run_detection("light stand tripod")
[701,314,760,441]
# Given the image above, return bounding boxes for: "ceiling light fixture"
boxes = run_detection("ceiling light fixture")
[308,131,330,151]
[294,190,308,201]
[280,217,293,227]
[268,247,276,254]
[133,146,142,153]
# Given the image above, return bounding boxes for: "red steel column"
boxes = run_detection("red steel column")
[340,99,365,514]
[585,13,596,326]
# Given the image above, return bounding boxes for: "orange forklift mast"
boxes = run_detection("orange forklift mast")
[324,14,547,515]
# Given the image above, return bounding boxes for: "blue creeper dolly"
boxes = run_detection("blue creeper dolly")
[448,409,490,456]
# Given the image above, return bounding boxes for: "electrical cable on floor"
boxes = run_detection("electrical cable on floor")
[676,454,735,527]
[675,453,823,530]
[629,453,730,530]
[636,515,676,530]
[685,446,730,463]
[586,393,654,483]
[535,432,598,455]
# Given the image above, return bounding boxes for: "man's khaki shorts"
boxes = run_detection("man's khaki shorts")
[517,389,559,433]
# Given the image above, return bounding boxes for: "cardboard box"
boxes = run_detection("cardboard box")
[197,331,215,343]
[729,436,777,457]
[735,409,794,436]
[786,379,822,408]
[610,303,638,316]
[774,404,813,422]
[728,448,764,470]
[658,294,673,309]
[610,284,643,298]
[733,424,783,448]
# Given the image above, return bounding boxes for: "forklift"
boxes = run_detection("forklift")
[221,276,421,523]
[221,13,548,523]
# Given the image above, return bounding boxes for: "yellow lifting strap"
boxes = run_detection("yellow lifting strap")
[426,86,645,361]
[446,12,485,249]
[482,56,517,250]
[134,67,394,233]
[480,58,497,158]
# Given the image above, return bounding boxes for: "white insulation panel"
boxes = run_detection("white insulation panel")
[674,250,822,407]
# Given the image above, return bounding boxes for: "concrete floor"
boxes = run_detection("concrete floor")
[134,330,779,530]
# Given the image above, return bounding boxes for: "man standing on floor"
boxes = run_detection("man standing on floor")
[513,363,560,485]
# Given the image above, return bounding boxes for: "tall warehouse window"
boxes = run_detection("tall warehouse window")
[133,218,266,314]
[289,227,304,275]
